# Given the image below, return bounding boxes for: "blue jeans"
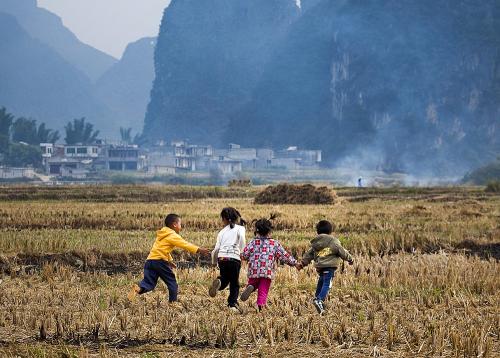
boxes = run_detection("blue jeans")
[139,259,178,302]
[315,268,336,301]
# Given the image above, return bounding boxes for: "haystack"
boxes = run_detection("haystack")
[254,183,336,204]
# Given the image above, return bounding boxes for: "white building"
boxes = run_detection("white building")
[40,143,54,158]
[147,151,176,175]
[149,165,176,175]
[0,167,35,179]
[64,145,99,158]
[275,147,322,165]
[211,159,242,174]
[60,167,89,179]
[105,144,142,171]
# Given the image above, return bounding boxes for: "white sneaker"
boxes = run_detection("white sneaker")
[313,299,325,314]
[229,306,241,313]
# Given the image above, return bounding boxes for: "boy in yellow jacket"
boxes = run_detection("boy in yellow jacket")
[128,213,210,302]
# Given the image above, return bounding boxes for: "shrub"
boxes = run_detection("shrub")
[254,183,336,205]
[462,159,500,185]
[3,143,42,168]
[228,179,252,187]
[485,180,500,193]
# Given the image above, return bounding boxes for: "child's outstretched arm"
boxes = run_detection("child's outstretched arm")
[170,235,210,256]
[276,242,297,267]
[332,239,353,264]
[240,240,252,261]
[299,247,315,269]
[197,247,211,256]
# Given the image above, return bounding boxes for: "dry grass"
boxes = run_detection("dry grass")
[0,185,498,357]
[0,185,255,202]
[0,195,497,258]
[0,255,498,357]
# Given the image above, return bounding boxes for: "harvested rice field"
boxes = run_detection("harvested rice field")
[0,185,498,357]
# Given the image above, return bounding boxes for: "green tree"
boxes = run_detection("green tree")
[0,107,13,136]
[36,123,60,144]
[3,143,42,167]
[0,107,13,153]
[11,117,38,145]
[64,117,99,145]
[120,127,132,144]
[133,132,146,146]
[11,117,59,145]
[0,135,8,154]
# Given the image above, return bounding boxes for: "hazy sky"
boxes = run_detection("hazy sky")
[37,0,171,59]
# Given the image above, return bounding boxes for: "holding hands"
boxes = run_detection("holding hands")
[197,247,211,256]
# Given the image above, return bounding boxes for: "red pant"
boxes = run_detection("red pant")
[247,277,272,306]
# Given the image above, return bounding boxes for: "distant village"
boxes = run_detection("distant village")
[0,140,322,181]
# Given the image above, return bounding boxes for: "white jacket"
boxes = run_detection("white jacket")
[211,224,246,264]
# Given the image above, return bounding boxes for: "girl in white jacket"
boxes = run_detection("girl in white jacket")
[209,207,246,311]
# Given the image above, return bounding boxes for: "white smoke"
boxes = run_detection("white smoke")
[333,146,460,187]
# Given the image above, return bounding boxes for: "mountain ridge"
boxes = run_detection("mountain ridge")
[0,0,117,82]
[96,37,157,133]
[0,12,115,135]
[143,0,300,145]
[145,0,499,175]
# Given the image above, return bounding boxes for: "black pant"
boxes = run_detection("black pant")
[218,259,241,307]
[139,259,178,302]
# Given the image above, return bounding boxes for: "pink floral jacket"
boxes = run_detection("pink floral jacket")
[241,236,297,279]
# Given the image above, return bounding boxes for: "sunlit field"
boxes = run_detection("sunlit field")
[0,185,498,357]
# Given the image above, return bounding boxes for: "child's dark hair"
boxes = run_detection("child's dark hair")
[254,218,273,236]
[316,220,333,235]
[165,213,181,228]
[220,207,246,228]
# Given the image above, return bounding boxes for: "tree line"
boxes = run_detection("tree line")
[0,106,144,169]
[0,107,100,168]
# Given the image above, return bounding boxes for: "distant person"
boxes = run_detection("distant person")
[240,218,297,311]
[358,177,363,188]
[296,220,353,314]
[209,207,247,312]
[128,213,210,303]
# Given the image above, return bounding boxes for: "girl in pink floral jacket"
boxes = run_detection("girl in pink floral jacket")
[240,218,297,310]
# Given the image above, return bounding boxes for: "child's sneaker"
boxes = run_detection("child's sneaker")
[208,278,221,297]
[127,284,141,301]
[240,285,255,302]
[229,305,241,313]
[313,298,325,314]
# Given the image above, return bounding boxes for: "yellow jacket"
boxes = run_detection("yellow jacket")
[147,227,199,262]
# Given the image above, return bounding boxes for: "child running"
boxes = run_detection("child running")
[128,213,210,303]
[208,207,246,312]
[296,220,353,314]
[240,218,297,310]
